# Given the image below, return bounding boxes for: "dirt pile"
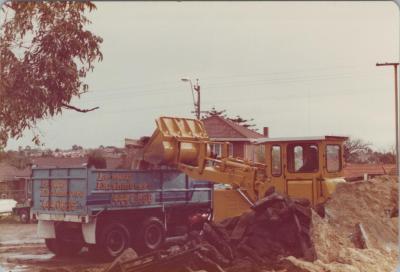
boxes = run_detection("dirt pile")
[284,175,398,272]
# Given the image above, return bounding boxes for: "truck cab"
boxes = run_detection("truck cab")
[255,136,347,206]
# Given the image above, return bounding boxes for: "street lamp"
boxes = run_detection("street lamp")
[376,62,399,176]
[181,78,201,119]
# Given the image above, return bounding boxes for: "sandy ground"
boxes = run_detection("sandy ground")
[0,223,108,272]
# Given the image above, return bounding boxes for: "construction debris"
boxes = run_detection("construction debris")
[352,223,370,249]
[103,175,398,272]
[106,248,138,272]
[106,190,315,272]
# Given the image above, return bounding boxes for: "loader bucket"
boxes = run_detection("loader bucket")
[143,117,209,166]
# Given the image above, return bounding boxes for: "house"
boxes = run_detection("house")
[202,115,268,161]
[31,156,123,169]
[343,163,396,180]
[0,162,31,202]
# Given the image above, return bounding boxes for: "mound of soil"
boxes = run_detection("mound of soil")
[284,175,398,272]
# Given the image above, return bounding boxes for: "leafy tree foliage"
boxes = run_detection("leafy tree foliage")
[0,2,103,147]
[202,106,257,130]
[228,115,256,129]
[202,107,227,119]
[72,144,83,151]
[87,150,106,169]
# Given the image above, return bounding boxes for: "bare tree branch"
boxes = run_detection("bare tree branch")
[61,103,99,113]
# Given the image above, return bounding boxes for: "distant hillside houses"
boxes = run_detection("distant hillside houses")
[14,145,123,159]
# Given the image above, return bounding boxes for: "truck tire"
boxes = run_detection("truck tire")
[19,209,30,224]
[45,238,83,256]
[99,221,131,260]
[137,217,165,253]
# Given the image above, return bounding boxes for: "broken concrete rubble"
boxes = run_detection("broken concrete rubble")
[105,190,315,272]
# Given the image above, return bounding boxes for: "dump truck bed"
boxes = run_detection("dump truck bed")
[31,167,213,222]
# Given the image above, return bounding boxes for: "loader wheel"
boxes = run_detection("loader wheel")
[99,221,131,260]
[137,217,165,253]
[45,238,83,256]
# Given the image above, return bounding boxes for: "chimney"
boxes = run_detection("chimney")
[263,127,269,137]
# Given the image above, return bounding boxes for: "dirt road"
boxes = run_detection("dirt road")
[0,223,107,272]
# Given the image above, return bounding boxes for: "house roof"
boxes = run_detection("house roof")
[254,136,348,144]
[343,163,396,179]
[0,162,31,181]
[202,115,264,140]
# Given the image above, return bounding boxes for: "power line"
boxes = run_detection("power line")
[78,70,380,104]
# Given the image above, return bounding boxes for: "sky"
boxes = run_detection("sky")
[4,1,400,150]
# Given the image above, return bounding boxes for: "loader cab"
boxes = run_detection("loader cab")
[256,136,347,206]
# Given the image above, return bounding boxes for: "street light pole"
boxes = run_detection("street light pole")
[194,79,201,120]
[376,62,399,176]
[181,78,201,120]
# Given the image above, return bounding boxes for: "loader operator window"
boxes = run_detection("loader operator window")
[288,144,319,173]
[271,145,282,176]
[326,145,341,172]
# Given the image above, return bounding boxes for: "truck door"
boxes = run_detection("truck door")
[285,143,318,204]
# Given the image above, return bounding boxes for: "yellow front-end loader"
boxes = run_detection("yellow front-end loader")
[134,116,347,221]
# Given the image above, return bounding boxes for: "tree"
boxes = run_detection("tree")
[72,144,82,151]
[367,148,395,164]
[344,138,371,163]
[202,106,257,130]
[227,115,256,129]
[0,2,103,147]
[87,150,106,169]
[202,107,227,119]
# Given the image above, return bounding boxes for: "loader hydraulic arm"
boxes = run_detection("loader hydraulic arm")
[140,117,267,202]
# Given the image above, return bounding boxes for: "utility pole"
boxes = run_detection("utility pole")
[181,78,201,120]
[193,79,201,120]
[376,62,399,176]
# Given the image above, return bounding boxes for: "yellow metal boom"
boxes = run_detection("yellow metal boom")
[141,117,266,202]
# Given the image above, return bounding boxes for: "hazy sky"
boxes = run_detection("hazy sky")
[5,2,400,150]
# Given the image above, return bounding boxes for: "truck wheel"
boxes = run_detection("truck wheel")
[45,238,58,254]
[19,209,30,224]
[137,217,165,252]
[99,222,130,259]
[45,238,82,256]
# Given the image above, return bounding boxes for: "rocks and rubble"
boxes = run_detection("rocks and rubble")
[106,189,315,272]
[105,176,398,272]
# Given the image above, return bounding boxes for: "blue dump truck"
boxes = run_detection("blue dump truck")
[31,167,213,259]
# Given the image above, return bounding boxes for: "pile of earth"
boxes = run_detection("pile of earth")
[283,175,398,272]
